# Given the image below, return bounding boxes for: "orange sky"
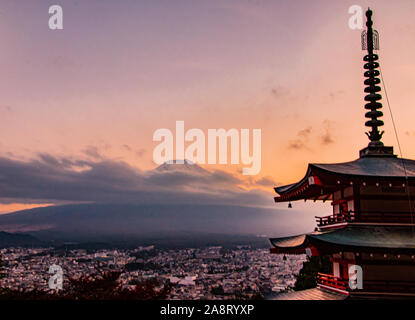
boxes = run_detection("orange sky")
[1,0,415,213]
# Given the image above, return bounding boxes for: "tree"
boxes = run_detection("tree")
[0,270,171,300]
[211,284,224,295]
[0,255,5,294]
[293,255,331,291]
[0,255,5,279]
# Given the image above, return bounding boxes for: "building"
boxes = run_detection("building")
[270,8,415,300]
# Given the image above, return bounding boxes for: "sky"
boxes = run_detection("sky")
[1,0,415,216]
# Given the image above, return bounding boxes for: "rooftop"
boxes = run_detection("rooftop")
[270,225,415,254]
[271,287,347,300]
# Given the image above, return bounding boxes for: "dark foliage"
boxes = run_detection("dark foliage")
[293,255,331,291]
[0,256,5,280]
[210,285,224,295]
[0,270,171,300]
[124,261,160,272]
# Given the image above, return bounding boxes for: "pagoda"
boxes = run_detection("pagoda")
[270,9,415,299]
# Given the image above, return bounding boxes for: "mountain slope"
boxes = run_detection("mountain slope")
[0,231,40,246]
[0,204,315,242]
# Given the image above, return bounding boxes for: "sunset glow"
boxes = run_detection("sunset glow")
[1,0,415,210]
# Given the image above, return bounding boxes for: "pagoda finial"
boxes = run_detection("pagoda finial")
[362,8,384,146]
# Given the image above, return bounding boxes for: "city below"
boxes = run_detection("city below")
[0,246,306,299]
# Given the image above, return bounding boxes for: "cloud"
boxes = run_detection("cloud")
[321,132,334,145]
[0,105,12,113]
[136,148,146,158]
[0,154,273,208]
[288,126,312,150]
[287,121,335,150]
[328,90,344,101]
[255,176,277,187]
[122,144,132,152]
[82,146,102,159]
[321,120,334,146]
[298,127,312,138]
[271,86,290,99]
[287,140,305,150]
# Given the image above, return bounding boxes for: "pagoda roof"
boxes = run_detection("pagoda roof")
[270,225,415,254]
[312,156,415,179]
[274,156,415,202]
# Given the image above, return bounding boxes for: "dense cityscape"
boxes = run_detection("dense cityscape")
[0,246,306,299]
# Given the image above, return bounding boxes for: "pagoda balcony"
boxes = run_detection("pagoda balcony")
[315,211,356,227]
[316,273,349,294]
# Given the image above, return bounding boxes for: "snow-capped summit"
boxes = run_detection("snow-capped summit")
[155,159,208,174]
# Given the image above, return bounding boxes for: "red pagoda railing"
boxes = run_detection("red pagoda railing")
[316,210,415,226]
[316,273,348,292]
[315,211,356,227]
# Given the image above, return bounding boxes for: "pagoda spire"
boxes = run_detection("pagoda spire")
[362,8,384,146]
[359,8,395,158]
